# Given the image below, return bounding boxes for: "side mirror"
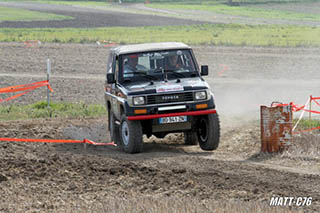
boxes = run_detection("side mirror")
[107,73,116,84]
[200,65,209,76]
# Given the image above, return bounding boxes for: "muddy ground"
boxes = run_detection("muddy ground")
[0,1,320,212]
[1,42,319,212]
[0,117,319,212]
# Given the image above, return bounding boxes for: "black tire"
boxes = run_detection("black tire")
[109,112,120,145]
[197,113,220,151]
[184,131,198,145]
[119,114,143,153]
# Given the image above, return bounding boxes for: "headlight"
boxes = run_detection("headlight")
[133,96,145,105]
[195,91,207,100]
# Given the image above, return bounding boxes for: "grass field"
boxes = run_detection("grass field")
[36,0,110,7]
[0,6,73,22]
[1,24,320,47]
[147,3,320,22]
[1,0,319,47]
[29,0,318,4]
[295,118,320,131]
[0,101,106,120]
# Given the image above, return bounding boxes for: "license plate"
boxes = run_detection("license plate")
[159,116,187,124]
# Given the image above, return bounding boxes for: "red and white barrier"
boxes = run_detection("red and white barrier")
[23,40,41,48]
[96,40,117,47]
[274,95,320,134]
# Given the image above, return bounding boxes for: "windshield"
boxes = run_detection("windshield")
[119,49,198,83]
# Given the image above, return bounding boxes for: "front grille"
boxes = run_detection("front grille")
[147,92,194,105]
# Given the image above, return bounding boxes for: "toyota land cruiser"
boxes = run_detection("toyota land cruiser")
[105,42,220,153]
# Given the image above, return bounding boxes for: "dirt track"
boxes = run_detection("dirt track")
[1,42,320,122]
[1,42,319,212]
[0,117,319,212]
[0,2,320,212]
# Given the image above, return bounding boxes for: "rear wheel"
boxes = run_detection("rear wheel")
[197,113,220,151]
[184,131,198,145]
[119,114,143,153]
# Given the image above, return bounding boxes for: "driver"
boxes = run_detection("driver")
[166,54,183,71]
[123,55,147,77]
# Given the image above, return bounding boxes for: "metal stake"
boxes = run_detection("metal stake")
[309,95,312,132]
[47,59,51,108]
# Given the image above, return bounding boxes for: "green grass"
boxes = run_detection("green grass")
[0,101,106,120]
[8,0,315,3]
[0,6,73,22]
[147,3,320,22]
[1,24,320,47]
[294,118,320,130]
[200,0,316,4]
[35,0,110,7]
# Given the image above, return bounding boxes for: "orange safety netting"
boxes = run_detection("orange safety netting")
[0,80,53,103]
[274,96,320,134]
[0,138,116,146]
[0,81,115,147]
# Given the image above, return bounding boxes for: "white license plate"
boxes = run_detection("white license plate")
[159,116,187,124]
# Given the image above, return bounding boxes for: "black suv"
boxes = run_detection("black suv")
[105,42,220,153]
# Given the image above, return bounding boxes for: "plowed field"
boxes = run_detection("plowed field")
[0,2,319,212]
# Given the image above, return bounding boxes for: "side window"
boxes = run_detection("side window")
[108,53,119,81]
[115,56,119,77]
[107,53,113,74]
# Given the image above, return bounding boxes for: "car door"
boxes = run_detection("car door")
[112,55,122,119]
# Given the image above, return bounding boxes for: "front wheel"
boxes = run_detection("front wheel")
[119,114,143,153]
[197,113,220,151]
[184,131,198,145]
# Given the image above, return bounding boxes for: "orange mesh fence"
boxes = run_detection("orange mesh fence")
[0,138,116,146]
[1,81,116,147]
[0,80,53,103]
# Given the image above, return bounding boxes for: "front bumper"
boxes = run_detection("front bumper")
[127,109,216,121]
[125,95,215,116]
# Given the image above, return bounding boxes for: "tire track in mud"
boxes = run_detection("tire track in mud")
[1,43,320,211]
[0,127,319,212]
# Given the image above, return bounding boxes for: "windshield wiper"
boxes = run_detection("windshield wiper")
[164,70,186,78]
[124,71,159,80]
[153,69,186,81]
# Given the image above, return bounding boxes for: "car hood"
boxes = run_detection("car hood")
[123,77,209,95]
